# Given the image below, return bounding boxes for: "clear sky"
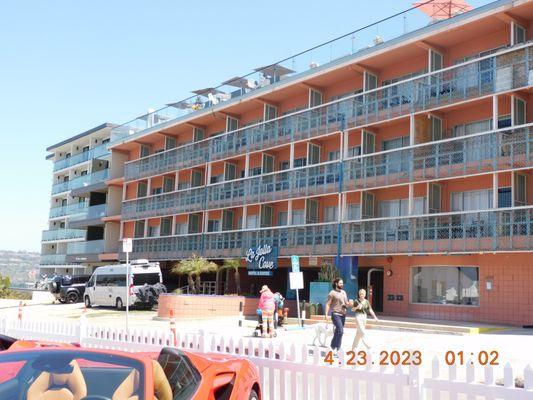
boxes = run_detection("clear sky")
[0,0,491,252]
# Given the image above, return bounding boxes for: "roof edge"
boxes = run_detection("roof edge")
[46,122,118,152]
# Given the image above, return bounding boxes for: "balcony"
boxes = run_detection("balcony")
[67,240,105,255]
[69,204,107,223]
[49,202,88,219]
[51,169,109,195]
[122,188,204,220]
[53,143,110,172]
[41,229,86,242]
[129,207,532,260]
[123,43,532,182]
[344,124,533,191]
[40,254,67,265]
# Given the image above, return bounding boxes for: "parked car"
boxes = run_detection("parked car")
[48,274,91,303]
[84,259,166,309]
[0,344,261,399]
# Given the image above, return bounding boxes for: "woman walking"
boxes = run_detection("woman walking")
[258,285,275,338]
[351,288,378,351]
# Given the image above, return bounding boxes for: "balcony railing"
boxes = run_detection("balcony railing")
[121,123,533,221]
[344,124,533,191]
[67,240,105,255]
[42,229,86,242]
[49,202,88,219]
[40,254,67,265]
[129,207,532,260]
[123,42,533,182]
[53,143,110,172]
[112,0,498,144]
[51,169,109,195]
[69,204,107,222]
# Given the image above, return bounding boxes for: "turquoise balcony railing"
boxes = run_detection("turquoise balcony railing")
[67,240,105,255]
[40,254,67,265]
[53,143,110,172]
[42,229,86,242]
[112,0,499,145]
[129,207,532,260]
[69,204,107,222]
[51,169,109,195]
[123,42,532,182]
[49,202,88,219]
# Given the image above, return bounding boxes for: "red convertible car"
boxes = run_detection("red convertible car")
[0,339,261,400]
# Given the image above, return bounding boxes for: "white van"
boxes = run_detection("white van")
[84,259,163,309]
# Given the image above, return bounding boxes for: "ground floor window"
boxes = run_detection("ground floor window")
[411,266,479,306]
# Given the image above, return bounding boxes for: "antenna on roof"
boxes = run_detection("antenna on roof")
[414,0,472,22]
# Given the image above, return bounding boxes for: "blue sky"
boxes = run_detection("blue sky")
[0,0,490,252]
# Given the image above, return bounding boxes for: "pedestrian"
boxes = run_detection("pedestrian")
[325,278,352,354]
[258,285,275,338]
[351,288,378,351]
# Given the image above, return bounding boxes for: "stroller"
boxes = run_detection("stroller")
[253,309,277,338]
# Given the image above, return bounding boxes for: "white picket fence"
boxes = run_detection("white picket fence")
[0,316,532,400]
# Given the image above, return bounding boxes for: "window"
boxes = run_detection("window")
[346,203,360,221]
[294,157,307,168]
[328,150,340,161]
[512,22,526,45]
[193,127,205,142]
[133,273,160,286]
[160,217,172,236]
[361,192,375,218]
[498,188,512,208]
[102,138,110,145]
[279,161,290,171]
[175,223,188,235]
[513,97,526,126]
[137,182,148,198]
[514,173,527,206]
[305,199,319,223]
[411,266,479,306]
[362,131,375,154]
[307,143,321,165]
[163,177,175,193]
[134,221,145,238]
[246,214,259,229]
[140,145,150,158]
[349,146,361,158]
[262,154,274,174]
[224,163,237,181]
[260,205,273,227]
[277,211,288,226]
[291,210,305,225]
[165,136,177,150]
[188,214,200,234]
[451,190,492,212]
[226,117,239,132]
[82,146,90,153]
[309,89,323,107]
[191,170,203,187]
[324,206,338,223]
[151,187,162,196]
[207,220,220,232]
[222,210,234,231]
[148,225,160,237]
[80,170,88,176]
[264,104,277,121]
[210,175,222,184]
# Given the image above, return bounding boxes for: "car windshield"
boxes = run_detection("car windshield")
[0,350,145,400]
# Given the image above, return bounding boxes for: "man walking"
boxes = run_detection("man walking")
[325,278,352,354]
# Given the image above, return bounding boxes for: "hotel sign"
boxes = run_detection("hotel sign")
[245,244,278,276]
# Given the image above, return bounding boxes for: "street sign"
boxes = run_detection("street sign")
[291,255,300,273]
[122,238,133,253]
[289,272,304,290]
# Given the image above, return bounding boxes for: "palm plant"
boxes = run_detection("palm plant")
[171,255,218,294]
[219,258,242,295]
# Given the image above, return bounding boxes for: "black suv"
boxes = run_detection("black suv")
[49,275,91,303]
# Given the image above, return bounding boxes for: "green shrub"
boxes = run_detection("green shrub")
[317,261,337,282]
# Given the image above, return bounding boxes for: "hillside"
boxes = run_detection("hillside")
[0,250,40,286]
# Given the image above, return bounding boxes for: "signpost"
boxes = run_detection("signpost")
[290,255,304,326]
[122,238,133,333]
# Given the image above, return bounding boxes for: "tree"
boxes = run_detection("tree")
[171,255,218,294]
[220,258,242,295]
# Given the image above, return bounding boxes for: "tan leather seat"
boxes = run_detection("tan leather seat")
[27,360,87,400]
[112,361,172,400]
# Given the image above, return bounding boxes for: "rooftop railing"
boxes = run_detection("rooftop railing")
[111,0,496,144]
[129,207,532,260]
[123,42,533,182]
